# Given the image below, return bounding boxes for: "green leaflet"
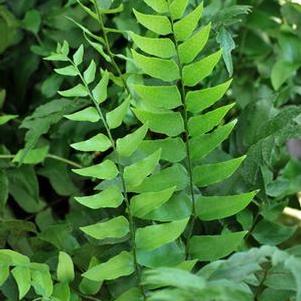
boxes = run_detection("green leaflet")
[132,50,180,82]
[190,121,237,161]
[80,216,129,240]
[144,0,169,13]
[124,149,161,188]
[132,164,188,193]
[57,252,74,283]
[186,79,232,113]
[133,9,171,35]
[189,231,247,261]
[195,191,257,221]
[133,108,184,137]
[53,283,70,301]
[59,83,88,97]
[85,36,111,63]
[134,84,182,109]
[106,97,130,129]
[64,107,100,123]
[130,186,176,218]
[12,266,31,299]
[188,104,235,137]
[30,263,53,298]
[0,265,9,286]
[183,50,222,86]
[179,23,211,65]
[73,44,84,66]
[170,0,189,20]
[116,123,148,157]
[72,160,119,180]
[139,137,186,163]
[193,156,246,187]
[83,60,96,84]
[92,71,109,104]
[0,249,30,265]
[83,251,134,282]
[0,114,18,126]
[54,65,78,76]
[74,185,123,209]
[174,3,204,41]
[135,218,189,251]
[130,32,176,59]
[13,146,49,165]
[71,133,112,152]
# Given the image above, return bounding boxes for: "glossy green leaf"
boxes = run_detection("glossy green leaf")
[73,44,84,65]
[106,97,130,129]
[136,218,189,251]
[84,60,96,84]
[190,121,237,161]
[12,266,31,299]
[80,216,129,240]
[133,9,171,35]
[193,156,246,187]
[54,65,78,76]
[133,108,184,137]
[189,231,247,261]
[188,103,235,137]
[170,0,189,20]
[83,251,134,281]
[0,114,18,126]
[52,283,70,301]
[124,149,161,188]
[183,50,222,86]
[59,83,89,97]
[65,107,100,123]
[85,35,111,63]
[130,186,176,218]
[144,0,168,13]
[71,133,112,152]
[186,79,232,113]
[72,160,119,180]
[134,84,182,109]
[179,23,211,64]
[13,145,49,165]
[92,70,109,104]
[132,50,180,82]
[130,32,175,59]
[117,123,148,157]
[174,3,203,41]
[57,251,74,283]
[74,185,123,209]
[139,137,186,163]
[0,264,9,286]
[196,191,257,221]
[115,288,143,301]
[30,263,53,298]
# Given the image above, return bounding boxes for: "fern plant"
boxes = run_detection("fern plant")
[43,0,257,300]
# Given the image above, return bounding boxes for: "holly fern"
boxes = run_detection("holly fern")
[45,0,258,300]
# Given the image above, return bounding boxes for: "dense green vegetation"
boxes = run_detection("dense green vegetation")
[0,0,301,300]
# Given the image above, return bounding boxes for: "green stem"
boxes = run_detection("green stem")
[0,154,82,168]
[167,2,197,258]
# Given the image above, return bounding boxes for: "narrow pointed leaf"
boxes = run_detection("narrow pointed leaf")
[57,252,74,283]
[188,103,235,137]
[71,133,112,152]
[65,107,100,123]
[183,50,222,86]
[12,266,31,299]
[186,79,232,113]
[130,186,176,218]
[130,32,175,59]
[83,251,134,281]
[85,36,111,63]
[196,191,257,221]
[73,160,119,180]
[133,108,184,137]
[193,156,246,187]
[132,50,180,82]
[133,9,171,35]
[80,216,129,240]
[134,84,181,109]
[189,232,247,261]
[54,65,78,76]
[144,0,168,13]
[59,83,88,97]
[117,123,148,157]
[124,149,161,188]
[75,185,123,209]
[84,60,96,84]
[170,0,189,20]
[73,44,84,65]
[92,70,109,104]
[106,97,130,129]
[0,115,18,126]
[174,3,203,41]
[136,218,189,251]
[179,23,211,64]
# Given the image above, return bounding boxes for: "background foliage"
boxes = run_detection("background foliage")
[0,0,301,300]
